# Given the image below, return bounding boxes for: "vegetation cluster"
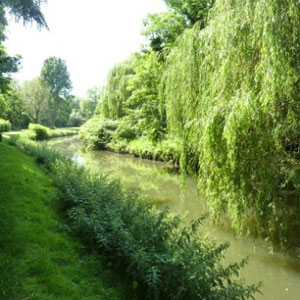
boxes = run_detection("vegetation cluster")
[0,117,11,140]
[26,123,79,141]
[79,0,300,248]
[8,135,260,299]
[0,5,101,131]
[79,117,180,164]
[0,117,10,132]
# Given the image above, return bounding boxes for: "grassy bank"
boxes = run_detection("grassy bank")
[7,136,260,299]
[0,141,131,299]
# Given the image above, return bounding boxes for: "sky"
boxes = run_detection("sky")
[4,0,167,97]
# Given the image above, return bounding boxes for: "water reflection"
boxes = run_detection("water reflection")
[47,136,300,300]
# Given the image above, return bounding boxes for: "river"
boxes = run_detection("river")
[47,135,300,300]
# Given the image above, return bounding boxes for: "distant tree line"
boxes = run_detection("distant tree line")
[0,1,100,129]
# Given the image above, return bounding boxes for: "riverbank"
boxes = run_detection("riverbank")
[5,136,259,299]
[108,138,181,166]
[0,141,131,299]
[47,135,300,300]
[3,126,79,140]
[78,118,181,165]
[79,117,300,249]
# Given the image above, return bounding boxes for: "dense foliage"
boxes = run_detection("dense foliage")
[142,12,186,53]
[0,117,11,140]
[164,0,215,26]
[40,57,72,128]
[163,0,300,246]
[10,136,260,300]
[79,0,300,247]
[0,118,11,132]
[79,117,119,150]
[28,123,49,140]
[100,57,136,120]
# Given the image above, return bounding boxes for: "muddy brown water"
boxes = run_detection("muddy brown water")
[47,136,300,300]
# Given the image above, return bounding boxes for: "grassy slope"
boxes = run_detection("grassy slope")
[0,142,128,300]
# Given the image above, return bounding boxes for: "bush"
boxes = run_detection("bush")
[0,119,11,141]
[11,137,260,299]
[28,123,50,141]
[0,118,11,133]
[79,117,119,151]
[114,122,137,141]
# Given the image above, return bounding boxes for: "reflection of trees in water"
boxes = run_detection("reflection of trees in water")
[86,150,204,221]
[48,137,203,217]
[46,136,81,157]
[87,151,180,189]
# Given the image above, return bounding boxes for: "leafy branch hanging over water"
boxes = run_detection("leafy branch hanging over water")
[80,0,300,248]
[164,0,300,246]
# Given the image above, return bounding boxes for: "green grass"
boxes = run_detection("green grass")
[0,142,130,300]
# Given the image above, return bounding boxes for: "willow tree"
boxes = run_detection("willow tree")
[125,51,165,141]
[164,0,215,26]
[100,56,136,119]
[164,0,300,245]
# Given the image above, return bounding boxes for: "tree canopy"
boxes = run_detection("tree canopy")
[89,0,300,248]
[40,57,72,99]
[1,0,48,29]
[21,78,49,123]
[164,0,215,26]
[142,12,186,52]
[40,57,72,128]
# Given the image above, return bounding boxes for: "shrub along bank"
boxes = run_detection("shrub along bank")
[79,117,181,165]
[9,136,260,299]
[27,124,79,141]
[0,118,11,141]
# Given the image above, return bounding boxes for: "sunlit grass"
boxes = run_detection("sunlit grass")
[0,142,130,299]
